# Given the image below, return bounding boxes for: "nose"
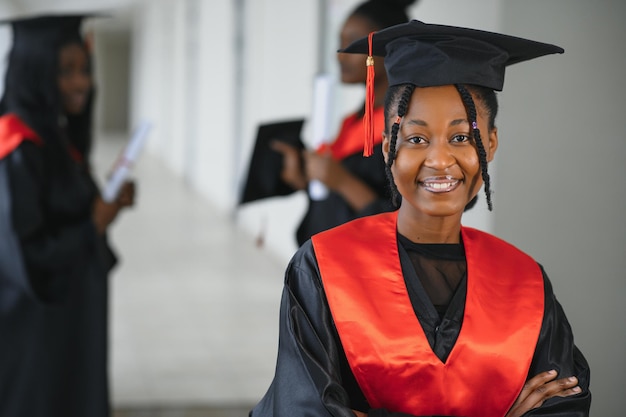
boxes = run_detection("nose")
[337,52,349,65]
[424,140,455,170]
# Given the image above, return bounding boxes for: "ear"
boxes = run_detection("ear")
[382,131,390,164]
[486,127,498,162]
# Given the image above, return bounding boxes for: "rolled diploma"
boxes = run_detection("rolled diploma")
[102,121,152,203]
[308,73,335,201]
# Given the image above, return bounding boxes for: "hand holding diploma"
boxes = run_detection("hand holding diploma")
[92,181,136,235]
[93,122,149,234]
[102,121,152,203]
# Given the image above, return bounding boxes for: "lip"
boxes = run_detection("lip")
[419,175,461,193]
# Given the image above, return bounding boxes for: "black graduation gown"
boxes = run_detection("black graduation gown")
[250,238,592,417]
[296,143,394,246]
[0,139,114,417]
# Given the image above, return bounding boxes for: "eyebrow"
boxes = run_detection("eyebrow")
[404,118,469,127]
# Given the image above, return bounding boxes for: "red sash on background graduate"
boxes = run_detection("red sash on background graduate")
[0,113,43,297]
[312,211,544,417]
[317,106,385,160]
[0,113,43,158]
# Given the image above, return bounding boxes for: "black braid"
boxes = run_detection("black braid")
[384,84,415,207]
[454,84,493,211]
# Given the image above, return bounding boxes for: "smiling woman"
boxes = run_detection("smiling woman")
[250,20,591,417]
[385,85,497,223]
[58,42,92,115]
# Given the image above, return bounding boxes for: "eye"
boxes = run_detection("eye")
[451,134,471,143]
[406,136,427,145]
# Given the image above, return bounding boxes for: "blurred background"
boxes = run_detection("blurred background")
[1,0,624,416]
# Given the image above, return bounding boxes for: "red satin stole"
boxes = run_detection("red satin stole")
[0,113,42,159]
[311,212,544,417]
[317,107,385,160]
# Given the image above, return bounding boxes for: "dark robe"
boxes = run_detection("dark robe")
[0,118,114,417]
[296,109,394,246]
[250,223,591,416]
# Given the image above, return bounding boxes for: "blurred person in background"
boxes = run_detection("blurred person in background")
[272,0,418,246]
[0,13,134,417]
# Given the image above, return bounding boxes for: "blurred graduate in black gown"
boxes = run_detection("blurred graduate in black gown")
[0,14,134,417]
[266,0,417,246]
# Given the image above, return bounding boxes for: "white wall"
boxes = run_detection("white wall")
[494,1,626,415]
[0,4,17,98]
[94,29,130,132]
[129,0,187,177]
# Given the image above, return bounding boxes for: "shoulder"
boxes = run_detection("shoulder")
[462,226,537,262]
[285,240,325,292]
[289,240,317,270]
[0,114,43,160]
[315,212,395,240]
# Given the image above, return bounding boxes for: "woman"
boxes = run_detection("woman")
[273,0,417,246]
[251,21,591,417]
[0,14,133,417]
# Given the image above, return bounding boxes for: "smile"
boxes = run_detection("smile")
[419,176,461,193]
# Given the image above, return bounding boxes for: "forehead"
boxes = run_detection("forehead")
[406,85,466,116]
[341,14,378,44]
[58,42,88,60]
[401,85,491,121]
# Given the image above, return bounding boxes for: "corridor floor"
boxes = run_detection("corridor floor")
[93,133,285,414]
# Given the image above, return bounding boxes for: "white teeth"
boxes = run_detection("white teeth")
[426,182,456,189]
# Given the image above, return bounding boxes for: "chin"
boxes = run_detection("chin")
[64,106,85,116]
[414,200,467,218]
[340,73,361,84]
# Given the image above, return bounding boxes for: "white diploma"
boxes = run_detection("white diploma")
[308,73,335,201]
[102,121,152,203]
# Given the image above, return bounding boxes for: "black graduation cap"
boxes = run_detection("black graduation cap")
[239,119,305,205]
[342,19,564,155]
[0,12,102,51]
[342,19,564,92]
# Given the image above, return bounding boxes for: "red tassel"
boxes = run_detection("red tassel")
[363,31,375,157]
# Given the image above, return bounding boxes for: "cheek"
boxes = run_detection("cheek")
[462,149,481,174]
[341,54,366,73]
[391,149,419,183]
[57,78,69,97]
[460,149,484,192]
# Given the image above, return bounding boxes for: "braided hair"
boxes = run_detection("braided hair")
[383,83,415,206]
[383,83,498,210]
[454,84,493,210]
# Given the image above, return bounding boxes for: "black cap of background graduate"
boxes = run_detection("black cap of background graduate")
[239,119,306,205]
[1,13,97,51]
[340,20,564,155]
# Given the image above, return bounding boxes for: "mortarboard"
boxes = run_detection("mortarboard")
[340,20,564,155]
[0,13,98,49]
[239,119,305,205]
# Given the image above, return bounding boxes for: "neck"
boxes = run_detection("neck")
[396,205,463,244]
